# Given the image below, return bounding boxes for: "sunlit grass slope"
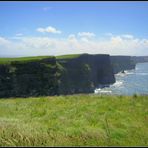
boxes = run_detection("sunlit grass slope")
[0,94,147,146]
[0,56,53,64]
[56,54,81,59]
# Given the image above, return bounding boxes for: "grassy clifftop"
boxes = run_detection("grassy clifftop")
[0,94,147,146]
[0,54,80,65]
[0,56,53,64]
[56,54,81,60]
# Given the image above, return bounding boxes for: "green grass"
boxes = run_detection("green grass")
[0,54,83,64]
[0,56,53,64]
[0,94,147,146]
[56,54,81,60]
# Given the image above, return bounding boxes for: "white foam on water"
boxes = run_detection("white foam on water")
[124,71,134,75]
[94,88,101,94]
[116,70,134,77]
[115,73,125,77]
[94,88,112,94]
[112,80,123,87]
[99,90,112,93]
[94,80,123,94]
[124,70,135,75]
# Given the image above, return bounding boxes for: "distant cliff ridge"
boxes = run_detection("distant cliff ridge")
[131,56,148,63]
[110,56,136,74]
[0,54,137,97]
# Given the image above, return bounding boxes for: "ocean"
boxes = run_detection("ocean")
[94,62,148,95]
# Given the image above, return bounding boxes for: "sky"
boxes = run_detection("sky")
[0,1,148,57]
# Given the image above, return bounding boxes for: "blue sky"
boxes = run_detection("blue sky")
[0,1,148,57]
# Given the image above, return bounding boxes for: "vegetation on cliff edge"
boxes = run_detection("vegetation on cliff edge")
[0,56,53,64]
[56,54,81,60]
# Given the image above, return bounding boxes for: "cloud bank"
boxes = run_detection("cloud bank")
[0,33,148,57]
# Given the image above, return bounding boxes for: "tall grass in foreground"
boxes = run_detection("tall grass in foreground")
[0,94,147,146]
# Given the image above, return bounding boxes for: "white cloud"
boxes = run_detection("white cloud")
[110,36,123,45]
[68,34,76,40]
[0,37,10,45]
[36,28,45,33]
[121,34,134,39]
[78,32,95,38]
[0,34,148,56]
[0,37,12,50]
[37,26,62,34]
[80,37,89,42]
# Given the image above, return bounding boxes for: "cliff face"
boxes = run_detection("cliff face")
[131,56,148,63]
[0,57,59,97]
[110,56,136,74]
[58,54,115,94]
[0,64,13,97]
[0,54,116,97]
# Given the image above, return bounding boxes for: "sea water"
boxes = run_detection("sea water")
[94,62,148,95]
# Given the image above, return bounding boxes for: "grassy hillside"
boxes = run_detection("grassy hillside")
[0,56,52,64]
[0,95,147,146]
[56,54,81,60]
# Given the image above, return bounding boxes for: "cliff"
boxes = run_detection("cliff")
[0,54,115,97]
[131,56,148,63]
[0,56,59,97]
[110,56,136,74]
[57,54,115,94]
[0,54,140,97]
